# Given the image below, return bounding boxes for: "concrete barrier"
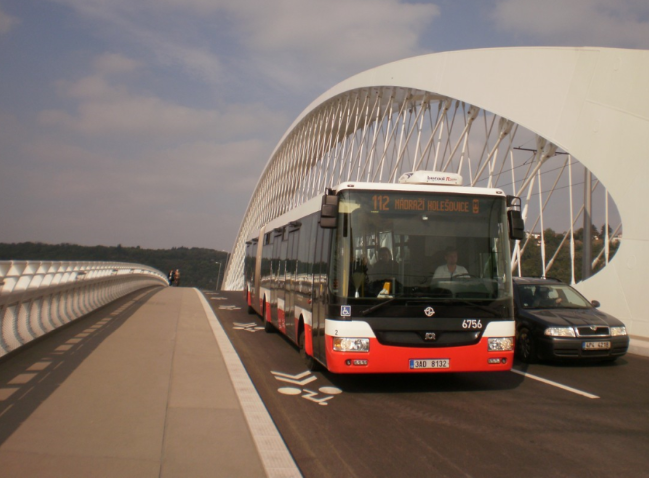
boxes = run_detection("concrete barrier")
[0,260,168,358]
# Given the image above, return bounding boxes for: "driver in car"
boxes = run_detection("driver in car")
[432,247,468,280]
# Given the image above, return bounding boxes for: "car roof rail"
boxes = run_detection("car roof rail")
[515,276,564,283]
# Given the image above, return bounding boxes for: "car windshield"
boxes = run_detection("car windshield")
[516,283,593,309]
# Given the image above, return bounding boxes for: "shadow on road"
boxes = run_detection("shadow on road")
[0,286,163,447]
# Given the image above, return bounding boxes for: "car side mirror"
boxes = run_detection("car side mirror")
[591,300,600,308]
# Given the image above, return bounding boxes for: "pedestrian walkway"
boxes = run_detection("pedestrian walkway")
[0,286,300,477]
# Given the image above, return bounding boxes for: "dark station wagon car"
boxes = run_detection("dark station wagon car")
[513,277,629,363]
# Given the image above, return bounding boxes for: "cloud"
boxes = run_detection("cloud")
[4,132,268,249]
[93,52,141,75]
[8,1,442,250]
[492,0,648,49]
[216,0,441,91]
[0,5,19,34]
[38,52,288,142]
[52,0,224,83]
[52,0,440,93]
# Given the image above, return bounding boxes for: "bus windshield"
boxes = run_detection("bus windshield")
[329,190,512,303]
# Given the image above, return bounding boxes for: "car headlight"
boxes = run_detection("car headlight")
[333,338,370,352]
[487,337,514,351]
[544,327,576,337]
[610,326,627,336]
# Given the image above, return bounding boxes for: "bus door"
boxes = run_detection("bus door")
[284,228,299,342]
[311,225,332,364]
[270,229,284,326]
[276,230,290,331]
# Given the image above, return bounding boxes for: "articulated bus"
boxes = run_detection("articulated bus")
[244,171,525,374]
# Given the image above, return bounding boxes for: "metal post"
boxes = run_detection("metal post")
[582,169,592,280]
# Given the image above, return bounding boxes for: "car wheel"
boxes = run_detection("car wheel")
[300,330,320,371]
[517,326,538,363]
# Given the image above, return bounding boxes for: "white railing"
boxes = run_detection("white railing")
[0,260,169,358]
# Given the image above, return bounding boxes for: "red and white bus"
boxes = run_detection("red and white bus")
[244,171,524,374]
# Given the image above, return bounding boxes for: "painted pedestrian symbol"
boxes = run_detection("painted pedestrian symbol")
[272,370,342,406]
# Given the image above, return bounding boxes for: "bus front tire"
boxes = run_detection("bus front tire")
[300,330,320,371]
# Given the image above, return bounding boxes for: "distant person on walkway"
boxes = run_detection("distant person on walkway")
[173,269,181,287]
[168,270,175,286]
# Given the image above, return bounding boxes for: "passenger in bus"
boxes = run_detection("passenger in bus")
[432,247,468,280]
[368,247,399,282]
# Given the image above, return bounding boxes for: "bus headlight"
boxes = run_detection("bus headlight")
[544,327,575,337]
[487,337,514,351]
[333,338,370,352]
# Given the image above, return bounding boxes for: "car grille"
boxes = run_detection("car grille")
[575,326,610,337]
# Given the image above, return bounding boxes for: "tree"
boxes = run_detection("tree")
[516,224,620,284]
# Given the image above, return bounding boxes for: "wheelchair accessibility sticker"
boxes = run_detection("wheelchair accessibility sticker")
[340,305,352,317]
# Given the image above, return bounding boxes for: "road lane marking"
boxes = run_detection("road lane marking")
[233,322,264,332]
[218,305,241,310]
[196,289,302,478]
[302,389,334,406]
[272,371,343,406]
[511,369,600,399]
[271,370,313,380]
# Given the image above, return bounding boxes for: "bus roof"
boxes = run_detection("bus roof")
[333,181,506,197]
[247,181,508,241]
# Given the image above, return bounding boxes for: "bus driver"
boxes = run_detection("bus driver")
[433,246,468,280]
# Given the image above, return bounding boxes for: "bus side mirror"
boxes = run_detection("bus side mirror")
[320,194,339,228]
[507,195,525,240]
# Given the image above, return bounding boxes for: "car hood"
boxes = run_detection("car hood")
[522,308,619,327]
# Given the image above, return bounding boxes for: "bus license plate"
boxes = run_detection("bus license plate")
[583,341,611,350]
[409,359,450,370]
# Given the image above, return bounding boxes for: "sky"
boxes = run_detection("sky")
[0,0,647,252]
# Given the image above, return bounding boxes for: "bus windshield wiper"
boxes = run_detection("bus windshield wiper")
[451,298,503,317]
[361,297,398,316]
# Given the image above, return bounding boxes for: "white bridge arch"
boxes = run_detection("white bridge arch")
[224,47,648,350]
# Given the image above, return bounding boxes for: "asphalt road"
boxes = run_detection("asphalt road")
[206,291,648,478]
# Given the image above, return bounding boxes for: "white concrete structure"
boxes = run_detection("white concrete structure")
[224,47,648,352]
[0,260,168,358]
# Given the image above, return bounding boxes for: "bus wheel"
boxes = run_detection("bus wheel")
[246,292,255,314]
[263,301,274,332]
[299,330,319,371]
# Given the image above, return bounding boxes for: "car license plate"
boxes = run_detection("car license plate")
[583,341,611,350]
[409,359,450,369]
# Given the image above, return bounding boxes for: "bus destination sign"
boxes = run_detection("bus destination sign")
[372,195,480,214]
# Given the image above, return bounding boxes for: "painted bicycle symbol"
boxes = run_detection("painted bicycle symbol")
[271,370,342,406]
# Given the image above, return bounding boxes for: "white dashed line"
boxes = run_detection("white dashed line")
[511,369,600,399]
